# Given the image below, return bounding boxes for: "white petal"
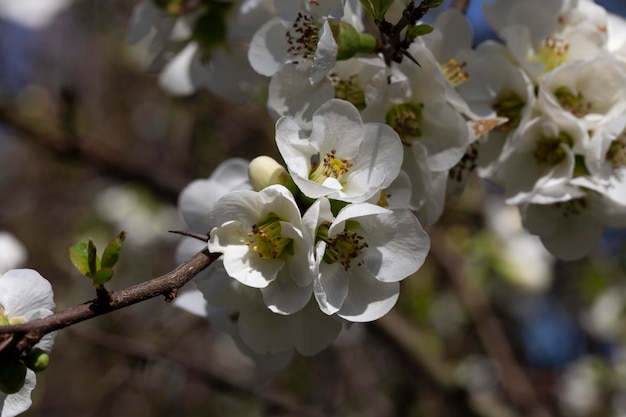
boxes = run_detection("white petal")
[261,272,312,314]
[0,269,54,319]
[172,288,209,318]
[315,257,349,315]
[338,274,400,322]
[248,18,288,77]
[294,300,342,356]
[238,307,297,354]
[0,369,35,417]
[309,20,338,84]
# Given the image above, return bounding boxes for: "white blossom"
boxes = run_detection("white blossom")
[0,269,55,417]
[308,198,429,322]
[276,99,403,203]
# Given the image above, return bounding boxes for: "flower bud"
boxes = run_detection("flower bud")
[0,361,27,394]
[248,156,297,194]
[331,22,377,61]
[24,348,50,373]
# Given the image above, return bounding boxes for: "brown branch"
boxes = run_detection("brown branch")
[0,249,219,355]
[429,229,555,417]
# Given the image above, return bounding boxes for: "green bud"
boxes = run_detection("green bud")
[332,22,377,61]
[248,156,297,194]
[0,361,27,394]
[24,348,50,373]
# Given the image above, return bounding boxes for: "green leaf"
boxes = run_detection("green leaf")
[87,239,99,277]
[423,0,445,8]
[69,242,91,277]
[406,24,434,41]
[102,231,126,268]
[359,0,394,20]
[358,0,376,18]
[93,268,114,286]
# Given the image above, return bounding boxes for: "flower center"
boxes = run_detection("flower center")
[330,73,366,110]
[553,86,591,118]
[533,132,573,166]
[309,149,353,184]
[246,214,293,259]
[0,307,25,326]
[385,102,423,142]
[534,35,569,72]
[317,222,368,271]
[606,136,626,169]
[555,198,588,218]
[440,59,468,87]
[286,13,319,64]
[493,91,525,132]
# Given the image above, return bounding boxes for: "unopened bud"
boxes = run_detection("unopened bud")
[24,348,50,373]
[248,156,296,193]
[332,22,377,61]
[0,361,26,394]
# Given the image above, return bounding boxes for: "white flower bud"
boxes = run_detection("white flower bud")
[248,156,296,193]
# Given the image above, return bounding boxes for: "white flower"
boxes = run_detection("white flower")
[128,0,273,100]
[0,0,72,29]
[276,99,403,202]
[174,158,252,311]
[0,269,55,417]
[495,114,588,205]
[248,0,347,84]
[194,259,341,365]
[0,234,26,275]
[537,56,626,131]
[178,158,252,234]
[521,195,607,260]
[208,185,314,314]
[308,198,430,322]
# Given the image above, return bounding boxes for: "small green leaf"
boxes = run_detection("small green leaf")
[423,0,445,8]
[69,242,91,277]
[102,231,126,268]
[406,24,434,41]
[359,0,394,20]
[93,268,114,286]
[358,0,376,18]
[87,239,99,277]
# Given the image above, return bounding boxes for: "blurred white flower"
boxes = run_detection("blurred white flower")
[0,233,26,274]
[0,0,72,29]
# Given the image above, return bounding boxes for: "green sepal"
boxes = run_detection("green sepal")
[93,268,114,287]
[406,24,434,42]
[102,231,126,269]
[24,348,50,373]
[69,242,92,277]
[0,361,26,394]
[359,0,395,20]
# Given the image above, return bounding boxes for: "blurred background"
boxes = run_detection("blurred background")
[1,0,626,416]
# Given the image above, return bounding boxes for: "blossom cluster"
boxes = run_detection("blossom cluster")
[126,0,626,364]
